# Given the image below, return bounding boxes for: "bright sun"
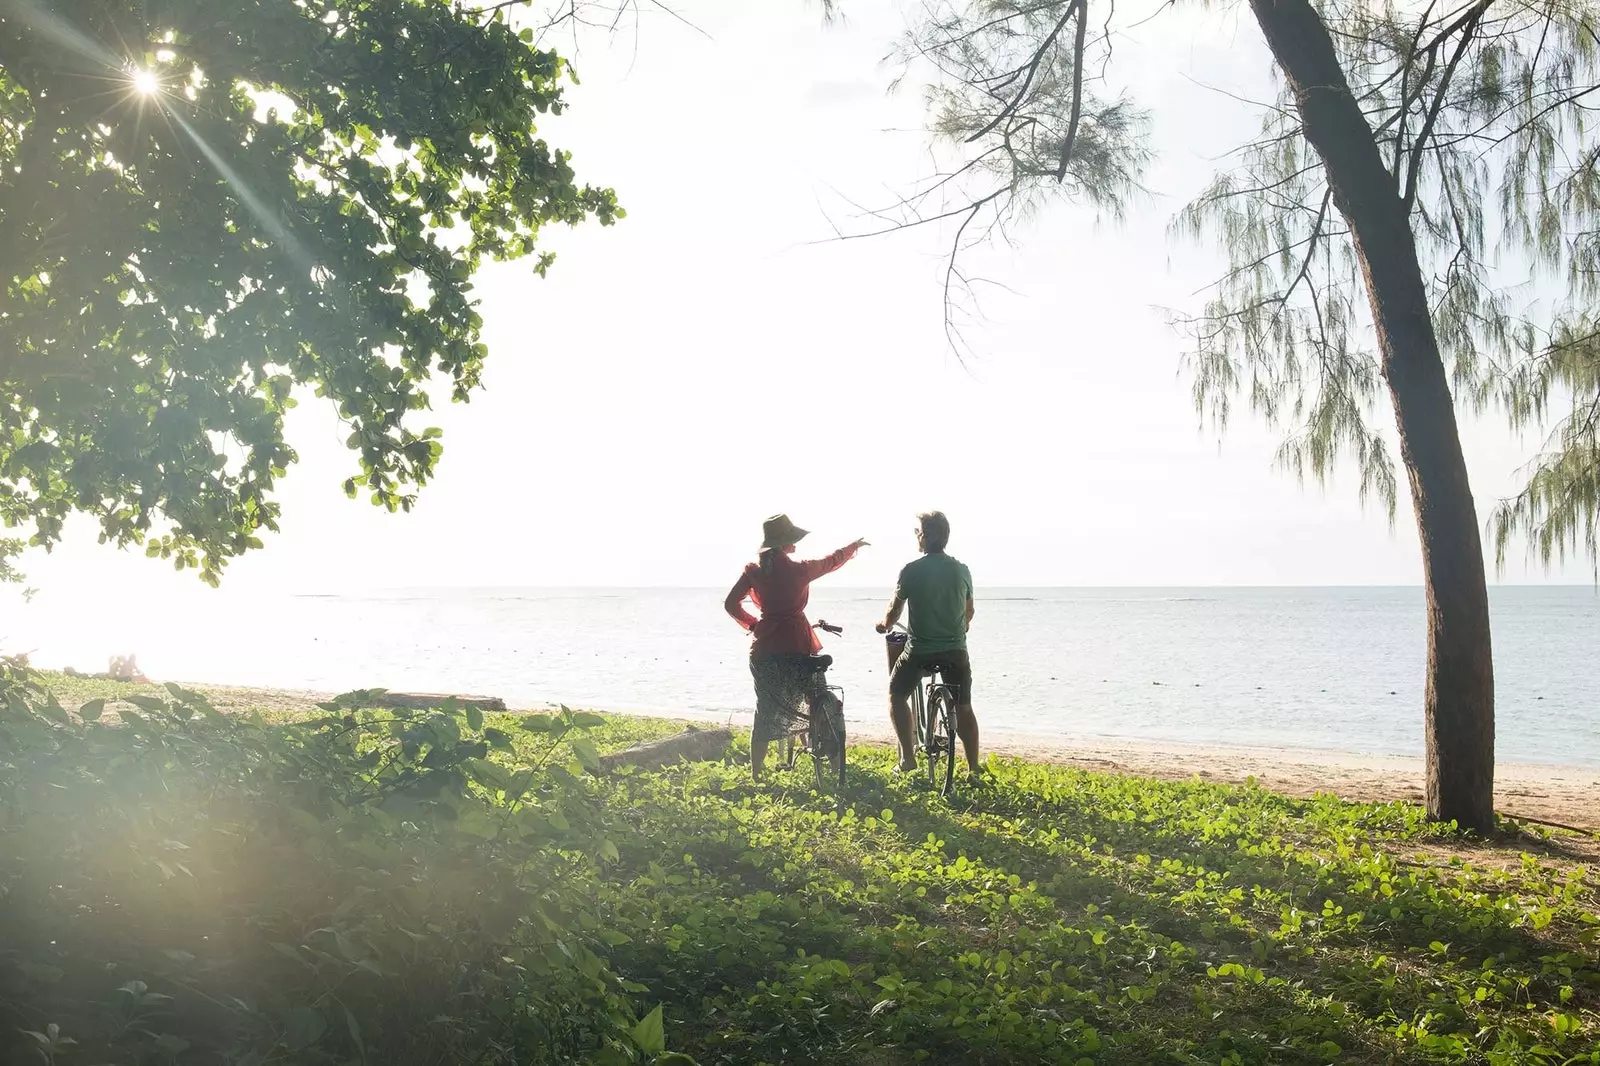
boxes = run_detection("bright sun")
[131,69,160,96]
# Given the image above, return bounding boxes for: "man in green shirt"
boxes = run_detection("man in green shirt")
[875,511,980,774]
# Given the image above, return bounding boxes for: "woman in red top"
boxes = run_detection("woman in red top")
[725,514,867,779]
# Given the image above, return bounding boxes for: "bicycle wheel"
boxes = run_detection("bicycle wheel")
[906,683,926,775]
[927,685,957,797]
[922,682,946,789]
[810,710,846,813]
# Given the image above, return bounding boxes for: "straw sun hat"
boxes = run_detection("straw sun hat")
[760,514,809,551]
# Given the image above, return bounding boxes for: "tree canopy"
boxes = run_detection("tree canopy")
[899,0,1600,571]
[890,0,1600,827]
[0,0,619,583]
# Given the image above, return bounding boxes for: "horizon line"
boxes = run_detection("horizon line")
[265,581,1600,594]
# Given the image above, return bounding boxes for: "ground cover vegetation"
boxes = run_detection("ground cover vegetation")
[1,668,1594,1064]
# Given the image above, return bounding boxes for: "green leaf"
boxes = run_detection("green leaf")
[569,711,607,729]
[570,737,604,774]
[464,758,509,792]
[40,692,69,723]
[453,807,500,839]
[78,698,105,722]
[286,1004,327,1050]
[17,962,64,984]
[465,704,484,732]
[344,1005,367,1060]
[154,1034,191,1056]
[630,1005,666,1056]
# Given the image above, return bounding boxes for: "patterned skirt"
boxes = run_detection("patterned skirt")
[749,653,837,747]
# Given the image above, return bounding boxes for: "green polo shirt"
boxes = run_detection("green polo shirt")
[896,551,972,654]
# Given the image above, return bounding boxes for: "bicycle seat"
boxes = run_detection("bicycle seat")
[801,654,834,674]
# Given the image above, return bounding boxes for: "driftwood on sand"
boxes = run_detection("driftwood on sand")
[365,692,508,712]
[598,725,733,773]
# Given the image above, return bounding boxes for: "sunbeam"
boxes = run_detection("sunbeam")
[2,0,319,280]
[0,0,122,71]
[163,106,319,279]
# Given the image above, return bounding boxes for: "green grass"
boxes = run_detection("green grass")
[1,671,1595,1065]
[592,744,1599,1065]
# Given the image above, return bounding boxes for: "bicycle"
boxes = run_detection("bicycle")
[774,620,847,812]
[882,624,959,797]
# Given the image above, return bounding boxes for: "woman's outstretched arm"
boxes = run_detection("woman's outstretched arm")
[801,538,868,581]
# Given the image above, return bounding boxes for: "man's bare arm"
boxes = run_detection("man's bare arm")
[877,592,906,633]
[964,594,975,630]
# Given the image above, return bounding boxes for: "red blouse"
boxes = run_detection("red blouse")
[724,544,859,657]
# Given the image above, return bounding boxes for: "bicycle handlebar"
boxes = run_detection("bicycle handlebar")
[813,620,843,636]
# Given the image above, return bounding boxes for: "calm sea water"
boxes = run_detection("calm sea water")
[9,586,1599,767]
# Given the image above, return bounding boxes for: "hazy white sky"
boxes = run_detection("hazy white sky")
[10,0,1593,596]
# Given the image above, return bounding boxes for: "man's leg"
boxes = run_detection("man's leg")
[888,653,918,771]
[751,736,769,780]
[950,653,980,773]
[955,704,980,772]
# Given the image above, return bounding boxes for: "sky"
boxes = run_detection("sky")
[7,0,1594,597]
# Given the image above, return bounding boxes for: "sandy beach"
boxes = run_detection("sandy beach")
[802,716,1598,835]
[975,732,1600,833]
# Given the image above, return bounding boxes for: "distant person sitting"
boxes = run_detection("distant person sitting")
[875,510,980,775]
[725,514,867,780]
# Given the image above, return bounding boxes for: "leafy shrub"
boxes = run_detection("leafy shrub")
[0,660,675,1064]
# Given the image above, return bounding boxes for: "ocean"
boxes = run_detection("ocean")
[9,586,1599,768]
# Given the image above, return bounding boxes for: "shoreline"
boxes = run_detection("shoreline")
[44,673,1600,833]
[758,710,1600,832]
[545,702,1600,829]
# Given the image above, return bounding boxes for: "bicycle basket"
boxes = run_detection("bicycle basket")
[884,630,908,671]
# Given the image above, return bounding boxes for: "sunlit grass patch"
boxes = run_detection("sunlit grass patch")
[2,670,1594,1066]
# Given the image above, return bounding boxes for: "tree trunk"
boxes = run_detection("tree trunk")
[1247,0,1496,831]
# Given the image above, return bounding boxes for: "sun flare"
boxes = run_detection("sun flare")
[130,69,160,96]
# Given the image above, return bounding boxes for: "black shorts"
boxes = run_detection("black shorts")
[890,648,972,706]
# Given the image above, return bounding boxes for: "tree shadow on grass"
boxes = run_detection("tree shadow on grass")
[830,768,1597,1063]
[604,765,1411,1064]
